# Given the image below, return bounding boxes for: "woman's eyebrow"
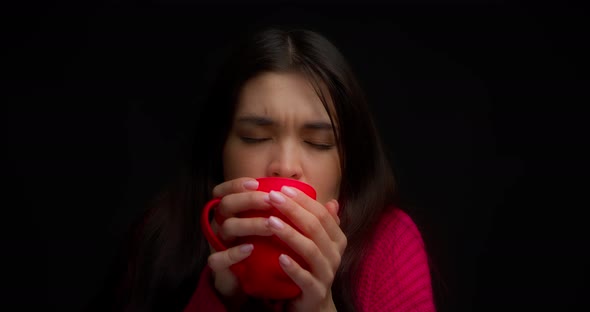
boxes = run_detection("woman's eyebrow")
[236,116,274,126]
[303,121,333,130]
[236,115,333,130]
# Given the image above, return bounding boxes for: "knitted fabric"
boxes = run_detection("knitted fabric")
[355,208,435,311]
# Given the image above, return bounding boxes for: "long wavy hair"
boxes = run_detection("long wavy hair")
[93,27,398,312]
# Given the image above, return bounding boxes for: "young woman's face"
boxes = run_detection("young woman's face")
[223,72,341,204]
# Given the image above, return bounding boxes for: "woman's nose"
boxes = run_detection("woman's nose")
[266,143,303,180]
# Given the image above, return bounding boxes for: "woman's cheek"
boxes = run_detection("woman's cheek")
[225,147,267,179]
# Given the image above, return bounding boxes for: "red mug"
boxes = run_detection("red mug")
[201,177,317,299]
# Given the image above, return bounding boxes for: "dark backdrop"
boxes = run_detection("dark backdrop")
[2,1,587,311]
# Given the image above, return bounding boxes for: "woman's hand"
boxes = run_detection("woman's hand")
[264,186,347,312]
[206,177,274,298]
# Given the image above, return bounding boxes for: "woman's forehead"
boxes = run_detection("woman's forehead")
[235,72,333,121]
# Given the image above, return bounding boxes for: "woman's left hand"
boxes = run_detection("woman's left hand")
[264,186,347,312]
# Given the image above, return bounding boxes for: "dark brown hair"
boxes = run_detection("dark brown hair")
[94,27,398,312]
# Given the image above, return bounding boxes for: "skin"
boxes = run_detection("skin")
[207,72,348,311]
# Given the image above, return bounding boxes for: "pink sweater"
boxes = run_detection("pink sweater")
[183,207,435,311]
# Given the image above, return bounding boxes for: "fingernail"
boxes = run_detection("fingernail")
[263,194,271,204]
[243,180,259,190]
[279,254,291,266]
[240,244,254,253]
[267,216,284,230]
[269,191,286,204]
[281,186,297,198]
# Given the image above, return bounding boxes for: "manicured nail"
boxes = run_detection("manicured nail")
[269,191,286,204]
[240,244,254,253]
[243,180,259,190]
[279,254,291,266]
[263,193,271,204]
[267,216,284,230]
[281,186,297,198]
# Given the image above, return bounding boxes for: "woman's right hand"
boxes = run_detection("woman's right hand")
[206,177,274,298]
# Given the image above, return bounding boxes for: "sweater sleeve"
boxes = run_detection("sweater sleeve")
[356,208,436,312]
[183,266,227,312]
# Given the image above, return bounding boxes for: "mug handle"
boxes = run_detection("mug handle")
[201,198,228,252]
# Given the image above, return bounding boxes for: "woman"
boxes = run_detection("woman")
[97,27,435,312]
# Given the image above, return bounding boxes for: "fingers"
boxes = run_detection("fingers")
[266,215,335,284]
[324,199,340,225]
[217,191,273,220]
[209,178,275,247]
[212,177,259,198]
[263,187,347,286]
[212,178,273,223]
[208,244,253,297]
[268,188,347,254]
[208,244,254,272]
[218,217,273,242]
[278,254,328,303]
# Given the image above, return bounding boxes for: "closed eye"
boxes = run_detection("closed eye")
[305,141,334,150]
[240,137,270,144]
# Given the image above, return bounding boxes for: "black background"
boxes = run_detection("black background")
[2,1,588,311]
